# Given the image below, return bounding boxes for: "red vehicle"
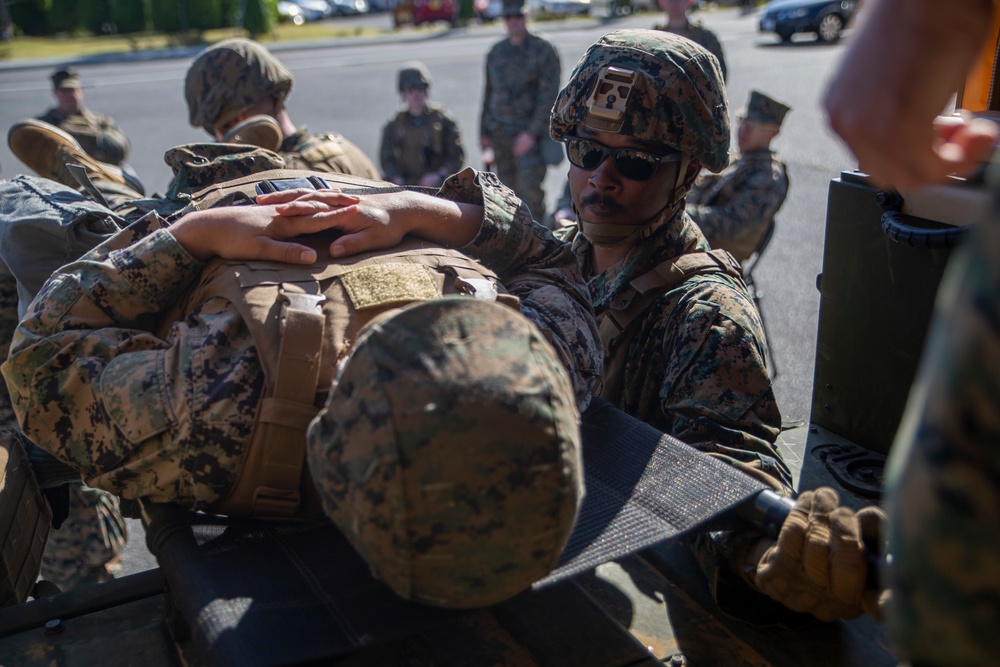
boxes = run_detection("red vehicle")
[392,0,458,26]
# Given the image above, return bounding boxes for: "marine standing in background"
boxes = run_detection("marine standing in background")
[379,62,465,188]
[185,38,381,180]
[37,67,131,166]
[479,0,561,219]
[654,0,728,82]
[687,90,790,263]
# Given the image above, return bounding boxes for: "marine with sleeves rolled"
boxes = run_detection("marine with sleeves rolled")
[550,29,885,621]
[687,90,791,263]
[0,137,602,608]
[185,38,381,180]
[479,0,561,219]
[379,62,465,188]
[37,67,132,167]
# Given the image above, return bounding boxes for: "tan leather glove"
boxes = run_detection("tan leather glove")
[746,487,887,622]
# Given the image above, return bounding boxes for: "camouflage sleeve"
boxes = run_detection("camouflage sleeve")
[441,112,466,177]
[530,37,562,138]
[378,117,402,182]
[686,171,722,206]
[480,46,497,139]
[1,216,257,510]
[688,165,788,242]
[439,168,602,410]
[885,219,1000,664]
[657,278,791,492]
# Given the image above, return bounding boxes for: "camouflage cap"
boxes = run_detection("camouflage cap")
[51,67,81,89]
[163,142,286,199]
[307,297,583,609]
[398,61,431,91]
[739,90,791,127]
[185,38,294,135]
[550,29,731,172]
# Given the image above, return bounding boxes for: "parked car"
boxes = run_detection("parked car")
[474,0,504,21]
[329,0,370,15]
[527,0,590,18]
[278,0,327,22]
[288,0,335,18]
[392,0,458,27]
[758,0,858,43]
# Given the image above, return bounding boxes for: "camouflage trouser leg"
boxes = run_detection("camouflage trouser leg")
[40,484,127,591]
[493,139,548,223]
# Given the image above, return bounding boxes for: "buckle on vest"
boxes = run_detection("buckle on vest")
[281,292,326,314]
[253,487,301,519]
[454,277,498,302]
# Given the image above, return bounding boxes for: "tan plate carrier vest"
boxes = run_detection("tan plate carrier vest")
[160,169,518,520]
[597,248,744,404]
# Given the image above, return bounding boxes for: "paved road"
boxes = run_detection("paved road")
[0,8,860,576]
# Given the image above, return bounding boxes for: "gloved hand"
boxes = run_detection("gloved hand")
[746,487,887,622]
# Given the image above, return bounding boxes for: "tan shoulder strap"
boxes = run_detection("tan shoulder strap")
[597,249,743,402]
[212,285,326,519]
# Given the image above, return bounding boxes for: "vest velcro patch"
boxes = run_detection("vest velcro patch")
[341,263,440,310]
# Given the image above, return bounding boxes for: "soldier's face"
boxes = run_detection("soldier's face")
[568,126,679,226]
[54,87,83,114]
[737,118,779,153]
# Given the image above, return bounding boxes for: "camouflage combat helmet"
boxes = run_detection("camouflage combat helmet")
[306,297,583,609]
[185,38,294,136]
[163,143,286,200]
[398,61,432,91]
[550,29,730,172]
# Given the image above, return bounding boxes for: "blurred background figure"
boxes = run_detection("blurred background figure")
[687,89,790,264]
[480,0,561,220]
[654,0,727,81]
[379,61,465,188]
[37,66,131,167]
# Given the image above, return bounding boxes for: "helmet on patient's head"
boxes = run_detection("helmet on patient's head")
[549,29,731,173]
[185,38,294,136]
[306,297,583,609]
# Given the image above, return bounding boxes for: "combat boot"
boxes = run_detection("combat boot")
[7,119,128,189]
[221,115,283,152]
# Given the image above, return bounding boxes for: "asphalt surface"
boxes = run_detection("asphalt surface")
[0,7,861,577]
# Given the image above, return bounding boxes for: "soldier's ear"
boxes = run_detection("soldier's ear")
[682,157,702,189]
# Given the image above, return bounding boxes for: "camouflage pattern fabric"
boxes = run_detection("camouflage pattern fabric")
[280,128,381,180]
[653,20,728,82]
[687,149,789,262]
[185,38,294,135]
[0,265,17,429]
[164,142,288,200]
[308,298,583,608]
[36,107,131,166]
[39,484,126,591]
[550,29,730,173]
[480,31,561,217]
[885,213,1000,665]
[2,167,600,512]
[379,105,465,186]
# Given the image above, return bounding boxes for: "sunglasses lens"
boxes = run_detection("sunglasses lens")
[613,150,659,180]
[566,138,606,170]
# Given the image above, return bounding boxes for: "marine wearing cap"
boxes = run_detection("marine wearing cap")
[739,90,791,127]
[51,67,81,90]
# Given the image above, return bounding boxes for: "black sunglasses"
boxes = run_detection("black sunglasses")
[564,135,682,181]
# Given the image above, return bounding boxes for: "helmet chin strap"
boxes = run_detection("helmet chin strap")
[578,154,692,248]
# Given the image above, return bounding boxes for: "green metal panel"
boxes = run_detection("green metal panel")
[811,172,956,454]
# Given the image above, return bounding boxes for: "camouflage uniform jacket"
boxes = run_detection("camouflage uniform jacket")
[885,215,1000,665]
[480,33,561,140]
[379,105,465,185]
[279,127,381,180]
[557,203,791,612]
[653,20,728,82]
[1,169,601,511]
[36,107,131,166]
[686,149,789,262]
